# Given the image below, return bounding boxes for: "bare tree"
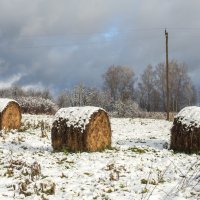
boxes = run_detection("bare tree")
[182,79,197,107]
[155,62,166,111]
[103,65,135,102]
[138,65,155,111]
[57,84,112,110]
[71,84,87,106]
[57,91,71,108]
[154,60,196,112]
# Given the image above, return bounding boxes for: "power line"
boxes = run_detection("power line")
[0,33,164,49]
[4,27,200,39]
[1,27,200,49]
[11,27,165,38]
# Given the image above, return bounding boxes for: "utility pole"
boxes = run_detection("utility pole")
[165,29,169,120]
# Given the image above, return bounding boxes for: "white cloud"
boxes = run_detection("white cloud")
[22,82,45,91]
[0,73,23,88]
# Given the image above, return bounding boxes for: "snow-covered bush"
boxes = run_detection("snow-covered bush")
[113,100,144,118]
[16,97,58,115]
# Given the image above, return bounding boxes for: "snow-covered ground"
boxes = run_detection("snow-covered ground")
[0,115,199,200]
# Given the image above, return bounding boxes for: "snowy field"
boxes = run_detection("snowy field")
[0,114,200,200]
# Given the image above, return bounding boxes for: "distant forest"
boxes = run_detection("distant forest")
[0,60,197,116]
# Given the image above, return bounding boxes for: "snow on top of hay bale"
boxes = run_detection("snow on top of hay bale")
[0,98,17,112]
[175,106,200,128]
[54,106,106,132]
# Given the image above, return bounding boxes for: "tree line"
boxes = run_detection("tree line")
[137,60,196,112]
[0,60,197,116]
[57,60,197,115]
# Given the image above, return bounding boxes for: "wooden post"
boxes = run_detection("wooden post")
[165,29,169,120]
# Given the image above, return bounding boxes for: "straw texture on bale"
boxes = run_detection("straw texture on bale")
[51,106,111,152]
[0,98,21,130]
[170,106,200,153]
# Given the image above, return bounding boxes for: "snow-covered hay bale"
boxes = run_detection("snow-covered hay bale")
[0,98,21,130]
[51,106,111,152]
[170,106,200,153]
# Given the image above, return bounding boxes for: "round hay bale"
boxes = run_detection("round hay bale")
[51,106,111,152]
[170,106,200,153]
[0,98,21,130]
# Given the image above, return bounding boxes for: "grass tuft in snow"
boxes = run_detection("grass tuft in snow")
[128,146,148,154]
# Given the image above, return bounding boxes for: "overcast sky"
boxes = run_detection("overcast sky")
[0,0,200,94]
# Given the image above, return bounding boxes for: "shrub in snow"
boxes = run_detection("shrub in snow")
[38,178,55,195]
[51,106,111,152]
[144,112,176,120]
[16,97,58,115]
[170,106,200,153]
[113,100,143,118]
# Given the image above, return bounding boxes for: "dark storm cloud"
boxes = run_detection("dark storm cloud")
[0,0,200,93]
